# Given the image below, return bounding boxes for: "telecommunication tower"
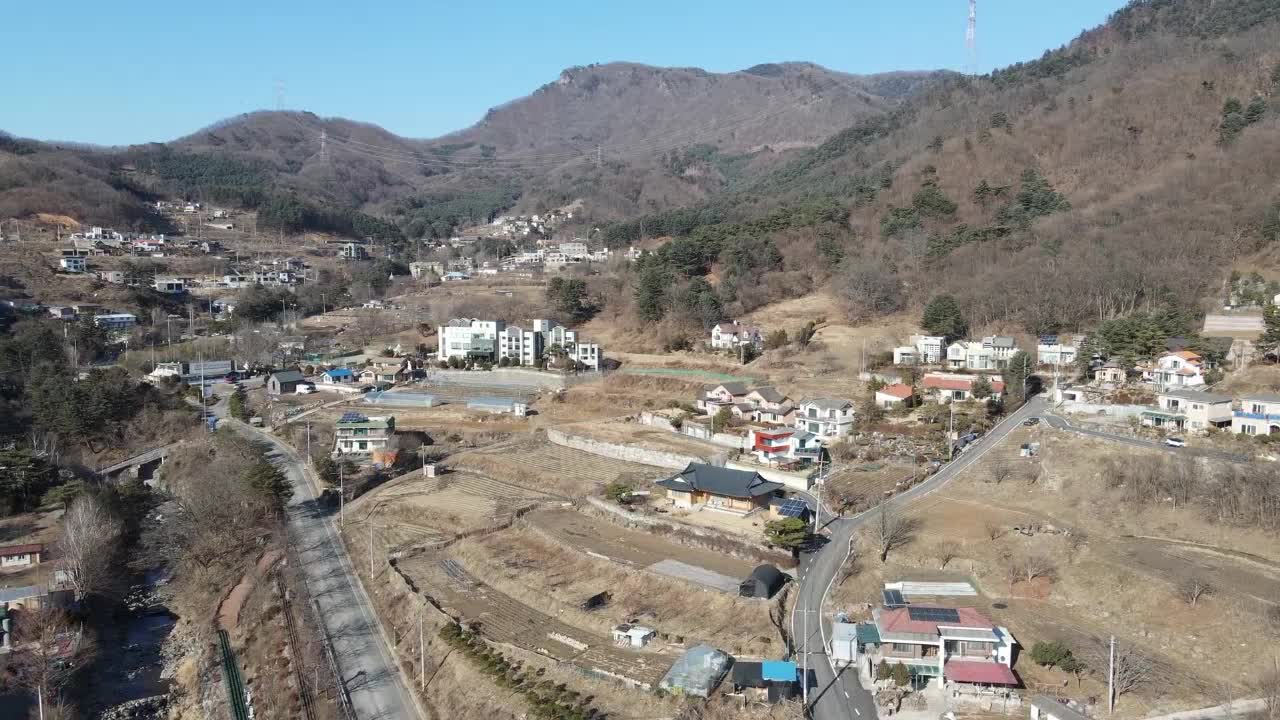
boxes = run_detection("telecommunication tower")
[966,0,978,75]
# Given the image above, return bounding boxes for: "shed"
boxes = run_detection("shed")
[739,564,788,599]
[267,370,305,395]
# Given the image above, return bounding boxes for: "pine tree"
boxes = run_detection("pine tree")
[921,295,968,342]
[1258,304,1280,359]
[763,517,809,551]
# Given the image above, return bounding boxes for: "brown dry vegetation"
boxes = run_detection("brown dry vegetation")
[831,424,1280,716]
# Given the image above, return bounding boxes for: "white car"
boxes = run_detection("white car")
[295,384,316,395]
[1164,437,1186,448]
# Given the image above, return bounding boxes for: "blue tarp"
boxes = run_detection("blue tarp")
[761,660,797,683]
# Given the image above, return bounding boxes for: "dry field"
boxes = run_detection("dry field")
[453,436,666,495]
[440,515,778,650]
[552,420,726,459]
[830,423,1280,717]
[821,461,921,513]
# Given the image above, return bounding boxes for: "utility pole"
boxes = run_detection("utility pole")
[339,462,345,527]
[1108,634,1116,715]
[305,422,312,462]
[368,519,375,576]
[947,403,956,460]
[419,608,425,691]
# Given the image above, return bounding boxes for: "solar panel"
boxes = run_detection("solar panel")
[777,498,808,518]
[882,589,906,608]
[339,411,368,423]
[907,607,961,623]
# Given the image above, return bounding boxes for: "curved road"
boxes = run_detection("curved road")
[211,385,423,720]
[1040,411,1248,463]
[795,396,1045,720]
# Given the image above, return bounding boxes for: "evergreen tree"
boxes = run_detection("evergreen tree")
[634,264,670,323]
[1245,96,1268,125]
[1005,350,1035,401]
[921,295,968,342]
[1259,304,1280,359]
[971,375,993,400]
[243,459,293,506]
[763,517,809,551]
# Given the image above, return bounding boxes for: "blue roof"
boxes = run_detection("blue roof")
[324,368,354,378]
[761,660,797,683]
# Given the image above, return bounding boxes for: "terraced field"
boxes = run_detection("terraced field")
[404,556,670,687]
[822,462,922,513]
[456,437,666,493]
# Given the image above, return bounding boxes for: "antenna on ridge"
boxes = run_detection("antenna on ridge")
[274,80,286,110]
[966,0,978,76]
[320,129,328,162]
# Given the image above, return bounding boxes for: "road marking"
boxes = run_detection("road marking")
[855,708,861,715]
[844,691,850,699]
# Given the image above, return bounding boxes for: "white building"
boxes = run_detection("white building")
[710,322,763,351]
[1232,393,1280,436]
[794,398,855,439]
[437,318,602,370]
[897,335,946,365]
[946,336,1019,371]
[1149,351,1206,388]
[559,241,589,259]
[1142,389,1232,434]
[333,413,396,455]
[59,256,87,273]
[1037,334,1084,367]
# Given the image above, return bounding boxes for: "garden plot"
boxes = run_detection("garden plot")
[822,460,922,513]
[455,437,666,494]
[401,554,670,687]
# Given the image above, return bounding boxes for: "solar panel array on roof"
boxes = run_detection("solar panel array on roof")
[882,589,906,608]
[907,607,960,623]
[339,411,368,423]
[777,498,808,518]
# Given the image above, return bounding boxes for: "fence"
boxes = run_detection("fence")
[216,629,251,720]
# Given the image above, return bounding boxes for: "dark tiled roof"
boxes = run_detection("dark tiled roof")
[656,463,784,499]
[271,370,305,383]
[751,386,787,403]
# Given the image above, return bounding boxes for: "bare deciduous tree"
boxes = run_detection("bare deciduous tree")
[1007,554,1057,586]
[985,522,1005,542]
[936,545,958,570]
[1065,530,1089,563]
[1177,577,1214,606]
[874,503,917,563]
[1084,638,1155,702]
[8,605,97,716]
[987,456,1015,485]
[1255,664,1280,720]
[57,493,122,602]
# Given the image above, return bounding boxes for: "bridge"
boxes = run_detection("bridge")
[97,443,178,480]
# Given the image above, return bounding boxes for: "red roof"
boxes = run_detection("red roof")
[944,660,1019,686]
[878,384,914,400]
[877,606,995,635]
[0,543,43,557]
[754,429,793,439]
[921,375,1006,393]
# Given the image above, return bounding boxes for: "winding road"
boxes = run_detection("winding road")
[794,396,1046,720]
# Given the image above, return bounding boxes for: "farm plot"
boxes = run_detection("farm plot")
[361,471,559,552]
[456,437,666,495]
[401,555,670,687]
[822,461,922,513]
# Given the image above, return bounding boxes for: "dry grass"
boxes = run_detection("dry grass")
[830,423,1280,716]
[447,525,781,656]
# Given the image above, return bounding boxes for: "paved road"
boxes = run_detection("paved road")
[794,396,1045,720]
[212,387,422,720]
[1040,411,1249,462]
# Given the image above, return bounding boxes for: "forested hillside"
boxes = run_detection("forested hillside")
[599,0,1280,338]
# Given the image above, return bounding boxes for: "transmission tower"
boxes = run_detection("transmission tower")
[320,129,328,162]
[966,0,978,75]
[274,80,286,110]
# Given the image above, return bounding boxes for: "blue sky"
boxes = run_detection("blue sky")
[1,0,1127,145]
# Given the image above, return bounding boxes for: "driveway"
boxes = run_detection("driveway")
[1039,411,1248,462]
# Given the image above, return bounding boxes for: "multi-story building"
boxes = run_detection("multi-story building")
[1232,393,1280,436]
[93,313,137,333]
[1142,389,1232,434]
[333,412,396,455]
[1148,350,1206,388]
[436,318,603,370]
[1037,334,1085,367]
[794,398,855,439]
[710,322,764,351]
[863,604,1018,690]
[895,335,946,365]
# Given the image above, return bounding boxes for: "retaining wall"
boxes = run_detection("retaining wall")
[636,412,750,451]
[546,429,727,469]
[724,460,813,491]
[1059,401,1148,419]
[423,368,596,390]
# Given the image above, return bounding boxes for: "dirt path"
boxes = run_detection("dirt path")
[216,550,283,632]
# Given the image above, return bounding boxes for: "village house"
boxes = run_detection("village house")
[152,276,187,294]
[1146,350,1206,388]
[96,270,127,284]
[409,261,445,279]
[895,335,946,365]
[0,544,44,570]
[657,463,784,514]
[794,398,855,439]
[93,313,137,333]
[710,322,764,351]
[751,427,821,465]
[1030,696,1092,720]
[744,386,794,424]
[875,383,915,409]
[319,367,356,385]
[1142,389,1232,434]
[921,373,1005,403]
[946,336,1019,371]
[47,306,75,321]
[697,382,751,414]
[863,604,1018,691]
[267,369,306,395]
[1093,361,1128,385]
[340,242,368,260]
[1037,334,1085,366]
[59,256,87,273]
[360,360,410,386]
[333,412,396,455]
[1232,392,1280,436]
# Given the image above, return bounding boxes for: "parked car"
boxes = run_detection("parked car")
[1022,417,1040,426]
[1165,437,1186,448]
[295,384,316,395]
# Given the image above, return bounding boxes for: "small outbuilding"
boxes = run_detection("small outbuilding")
[267,370,306,395]
[739,564,788,599]
[658,644,732,697]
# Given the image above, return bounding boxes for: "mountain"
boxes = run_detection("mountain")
[0,62,939,234]
[599,0,1280,337]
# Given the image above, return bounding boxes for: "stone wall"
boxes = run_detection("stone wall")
[724,460,814,491]
[546,429,727,469]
